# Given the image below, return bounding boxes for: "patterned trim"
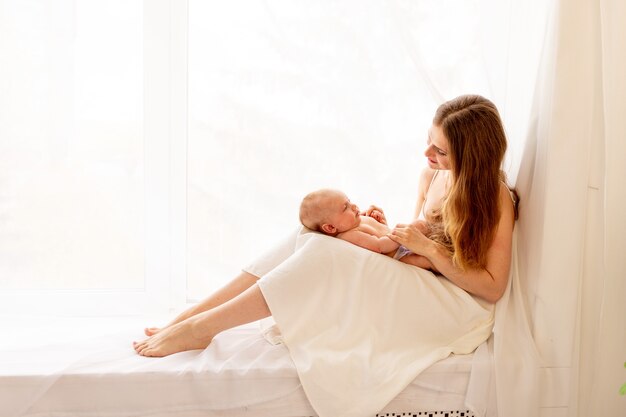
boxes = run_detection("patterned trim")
[375,412,476,417]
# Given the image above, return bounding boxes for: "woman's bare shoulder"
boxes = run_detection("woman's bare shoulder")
[498,182,516,226]
[418,167,437,193]
[420,166,437,181]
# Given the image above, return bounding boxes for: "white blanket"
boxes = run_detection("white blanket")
[0,319,479,417]
[254,231,495,417]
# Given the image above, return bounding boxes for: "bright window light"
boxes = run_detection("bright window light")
[186,1,498,300]
[0,0,549,313]
[0,0,144,291]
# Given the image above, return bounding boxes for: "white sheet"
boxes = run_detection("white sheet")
[0,227,536,417]
[0,320,477,417]
[255,230,495,417]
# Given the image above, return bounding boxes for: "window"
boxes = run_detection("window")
[0,0,174,315]
[0,1,548,314]
[0,0,144,292]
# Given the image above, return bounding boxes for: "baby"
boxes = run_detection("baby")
[299,189,431,269]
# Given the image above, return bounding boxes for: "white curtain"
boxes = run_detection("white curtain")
[185,0,502,298]
[185,0,551,301]
[515,0,626,415]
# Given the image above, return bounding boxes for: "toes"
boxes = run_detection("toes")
[148,327,163,336]
[141,346,162,357]
[133,340,148,353]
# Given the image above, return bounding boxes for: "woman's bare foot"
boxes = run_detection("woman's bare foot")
[134,284,271,357]
[144,327,162,336]
[133,320,213,357]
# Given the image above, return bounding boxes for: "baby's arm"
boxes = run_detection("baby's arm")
[339,230,400,254]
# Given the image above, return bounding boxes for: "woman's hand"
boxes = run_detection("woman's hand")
[388,221,434,256]
[361,205,387,225]
[411,219,431,235]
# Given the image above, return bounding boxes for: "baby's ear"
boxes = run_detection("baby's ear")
[320,223,336,235]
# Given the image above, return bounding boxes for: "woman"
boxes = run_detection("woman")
[391,94,517,303]
[133,95,517,415]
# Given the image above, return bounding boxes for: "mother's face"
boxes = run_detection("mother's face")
[424,124,451,170]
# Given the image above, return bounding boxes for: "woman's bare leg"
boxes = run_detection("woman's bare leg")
[133,283,271,357]
[144,271,260,336]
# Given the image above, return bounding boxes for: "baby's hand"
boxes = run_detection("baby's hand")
[370,210,384,223]
[362,205,387,225]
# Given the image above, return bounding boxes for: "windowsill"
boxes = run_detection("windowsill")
[0,314,157,351]
[0,312,258,351]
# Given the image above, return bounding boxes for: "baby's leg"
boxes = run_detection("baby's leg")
[144,271,259,336]
[399,254,433,270]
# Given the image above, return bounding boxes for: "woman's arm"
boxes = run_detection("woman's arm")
[390,184,515,303]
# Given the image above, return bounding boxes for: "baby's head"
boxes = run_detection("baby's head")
[299,189,361,236]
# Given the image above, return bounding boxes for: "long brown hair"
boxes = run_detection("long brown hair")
[432,95,508,270]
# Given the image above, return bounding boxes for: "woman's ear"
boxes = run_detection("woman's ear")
[320,223,337,235]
